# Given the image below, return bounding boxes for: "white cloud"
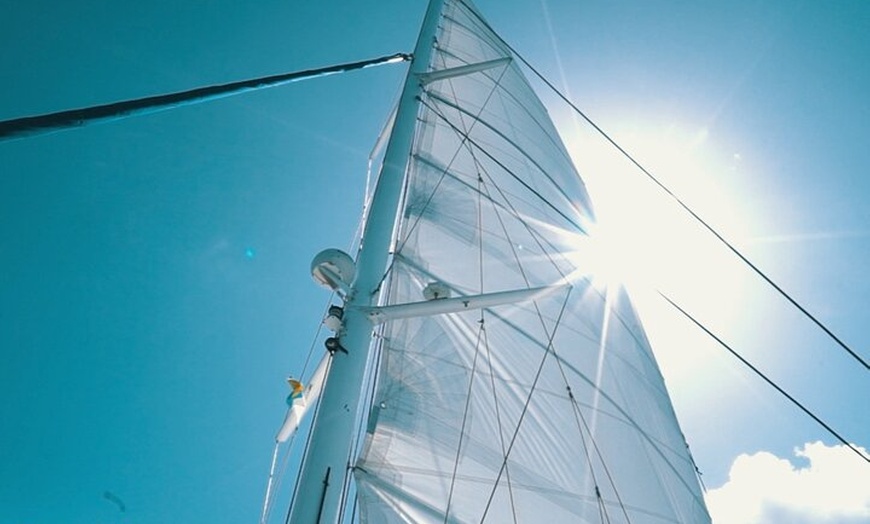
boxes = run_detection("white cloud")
[705,442,870,524]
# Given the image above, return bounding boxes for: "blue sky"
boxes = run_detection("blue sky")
[1,0,868,522]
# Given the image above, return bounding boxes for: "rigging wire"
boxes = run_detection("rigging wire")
[439,52,521,522]
[455,0,869,374]
[443,321,487,522]
[426,78,711,486]
[0,52,411,142]
[661,293,870,464]
[424,95,713,514]
[475,150,631,523]
[260,442,283,524]
[478,167,623,523]
[473,166,520,524]
[478,288,573,523]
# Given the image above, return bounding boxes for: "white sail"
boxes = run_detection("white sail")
[351,0,711,522]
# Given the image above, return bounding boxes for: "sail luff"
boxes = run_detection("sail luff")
[286,1,446,523]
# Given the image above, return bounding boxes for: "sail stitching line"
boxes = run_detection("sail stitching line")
[436,24,525,516]
[480,320,520,523]
[426,91,587,232]
[455,68,524,514]
[436,5,577,169]
[465,119,521,523]
[474,162,520,524]
[563,378,631,524]
[389,41,512,268]
[544,316,626,523]
[449,139,576,518]
[441,89,574,519]
[483,304,712,512]
[414,99,585,518]
[433,43,574,169]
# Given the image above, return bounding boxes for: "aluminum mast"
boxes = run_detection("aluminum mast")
[287,1,445,522]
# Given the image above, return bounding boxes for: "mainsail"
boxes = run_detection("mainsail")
[291,0,712,522]
[348,1,711,522]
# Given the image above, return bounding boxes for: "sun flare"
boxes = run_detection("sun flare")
[562,122,757,390]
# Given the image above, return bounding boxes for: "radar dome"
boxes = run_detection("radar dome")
[311,249,356,291]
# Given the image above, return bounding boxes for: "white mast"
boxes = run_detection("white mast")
[287,1,444,522]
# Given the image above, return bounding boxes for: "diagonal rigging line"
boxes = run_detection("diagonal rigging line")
[443,322,486,522]
[388,52,509,264]
[434,51,519,521]
[0,53,412,142]
[455,0,868,374]
[429,94,708,511]
[420,97,584,234]
[434,83,705,504]
[476,159,629,521]
[661,292,869,464]
[478,287,573,523]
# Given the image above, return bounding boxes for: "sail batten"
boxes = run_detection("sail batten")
[351,0,710,522]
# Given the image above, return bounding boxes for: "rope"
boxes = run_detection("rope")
[478,287,573,522]
[0,53,411,142]
[443,322,486,522]
[427,91,711,516]
[661,292,869,464]
[259,442,282,524]
[424,77,626,519]
[423,50,513,521]
[456,0,870,373]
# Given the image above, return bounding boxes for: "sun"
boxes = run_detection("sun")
[561,122,757,390]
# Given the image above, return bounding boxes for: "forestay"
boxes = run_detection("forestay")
[353,0,711,522]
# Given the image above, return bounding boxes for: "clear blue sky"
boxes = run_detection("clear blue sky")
[1,0,867,522]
